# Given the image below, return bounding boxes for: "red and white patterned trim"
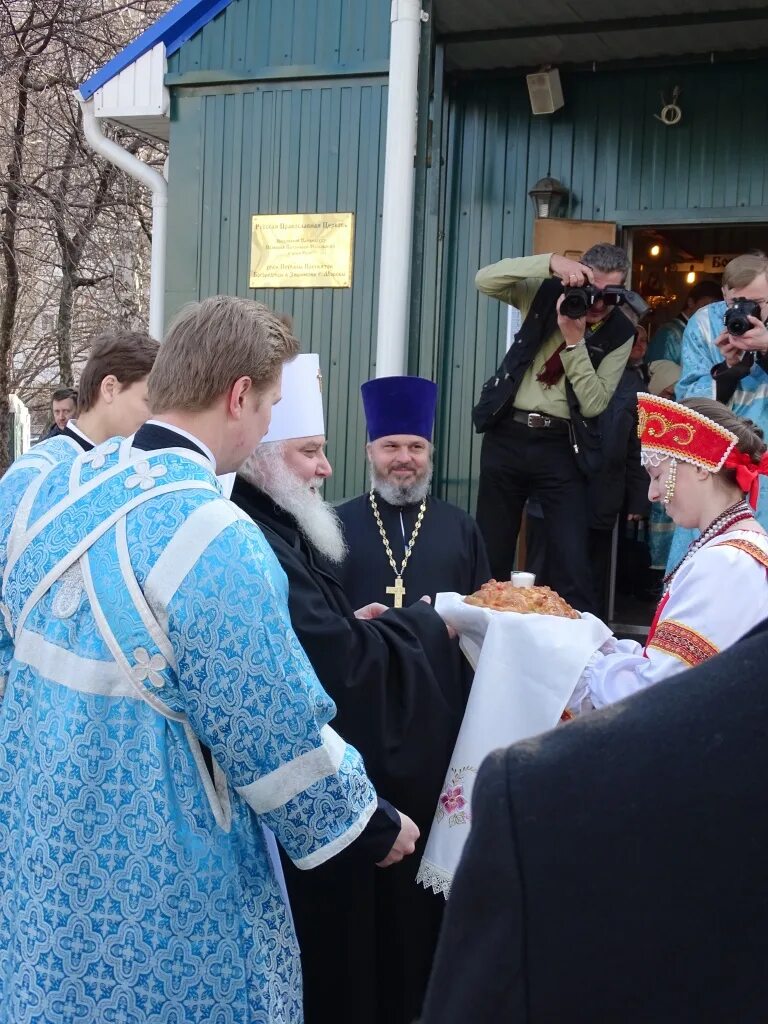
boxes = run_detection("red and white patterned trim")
[716,537,768,571]
[648,618,719,668]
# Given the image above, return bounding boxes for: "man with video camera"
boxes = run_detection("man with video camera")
[473,244,642,614]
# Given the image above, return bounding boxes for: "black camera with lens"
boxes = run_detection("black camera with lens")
[560,284,649,320]
[560,285,600,319]
[724,298,762,337]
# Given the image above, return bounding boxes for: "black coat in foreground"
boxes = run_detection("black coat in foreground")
[421,617,768,1024]
[230,477,471,1024]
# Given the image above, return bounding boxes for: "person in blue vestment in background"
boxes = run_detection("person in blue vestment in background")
[646,279,721,365]
[668,252,768,571]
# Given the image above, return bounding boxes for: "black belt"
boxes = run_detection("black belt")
[511,409,570,432]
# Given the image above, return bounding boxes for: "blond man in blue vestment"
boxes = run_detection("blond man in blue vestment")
[0,296,416,1024]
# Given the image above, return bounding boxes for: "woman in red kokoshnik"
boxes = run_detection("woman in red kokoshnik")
[569,395,768,712]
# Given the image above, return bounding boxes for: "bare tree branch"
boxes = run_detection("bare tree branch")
[0,0,173,444]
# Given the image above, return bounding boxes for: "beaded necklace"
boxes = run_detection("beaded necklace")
[663,498,754,593]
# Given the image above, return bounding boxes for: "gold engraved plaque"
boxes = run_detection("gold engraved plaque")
[249,212,354,289]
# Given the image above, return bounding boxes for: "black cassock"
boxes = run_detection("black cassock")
[336,491,491,769]
[335,491,491,1013]
[336,491,490,611]
[230,478,485,1024]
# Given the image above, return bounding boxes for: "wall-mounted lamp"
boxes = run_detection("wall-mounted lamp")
[686,270,697,284]
[649,244,661,257]
[528,176,569,219]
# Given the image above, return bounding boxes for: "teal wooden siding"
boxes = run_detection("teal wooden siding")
[166,0,390,81]
[426,60,768,512]
[165,77,388,501]
[164,0,768,515]
[165,0,391,501]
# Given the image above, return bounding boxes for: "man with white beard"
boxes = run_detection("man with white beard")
[229,355,471,1024]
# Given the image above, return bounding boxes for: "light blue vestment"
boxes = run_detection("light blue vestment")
[646,316,684,365]
[667,301,768,569]
[0,437,377,1023]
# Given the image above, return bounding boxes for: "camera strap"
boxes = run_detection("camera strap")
[471,279,562,433]
[536,319,608,388]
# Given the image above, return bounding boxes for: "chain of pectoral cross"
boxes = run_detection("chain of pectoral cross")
[368,490,427,609]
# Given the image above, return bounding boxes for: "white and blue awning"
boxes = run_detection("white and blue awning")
[76,0,234,141]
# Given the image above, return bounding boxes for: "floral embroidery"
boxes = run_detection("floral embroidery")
[131,647,167,688]
[639,409,695,448]
[125,461,167,491]
[637,394,737,472]
[440,786,466,815]
[435,766,476,828]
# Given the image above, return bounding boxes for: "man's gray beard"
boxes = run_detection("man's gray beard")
[369,462,433,507]
[241,444,348,564]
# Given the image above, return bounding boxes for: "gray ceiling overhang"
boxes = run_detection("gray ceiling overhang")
[433,2,768,70]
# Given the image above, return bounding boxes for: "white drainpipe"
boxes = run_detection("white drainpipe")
[374,0,426,378]
[76,95,168,341]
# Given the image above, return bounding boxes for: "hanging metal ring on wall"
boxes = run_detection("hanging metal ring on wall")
[655,103,682,126]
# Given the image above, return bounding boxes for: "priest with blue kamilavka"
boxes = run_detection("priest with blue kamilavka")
[334,374,491,1023]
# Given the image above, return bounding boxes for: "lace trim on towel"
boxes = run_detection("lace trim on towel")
[416,858,453,900]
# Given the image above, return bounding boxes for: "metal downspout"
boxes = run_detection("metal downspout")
[375,0,427,378]
[76,95,168,341]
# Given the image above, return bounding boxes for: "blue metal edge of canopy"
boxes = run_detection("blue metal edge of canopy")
[77,0,234,100]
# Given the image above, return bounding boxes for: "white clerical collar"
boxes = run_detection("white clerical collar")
[145,418,217,470]
[66,419,94,446]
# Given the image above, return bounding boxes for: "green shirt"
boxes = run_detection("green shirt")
[475,253,634,420]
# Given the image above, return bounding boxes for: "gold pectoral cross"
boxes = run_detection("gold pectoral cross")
[386,576,406,609]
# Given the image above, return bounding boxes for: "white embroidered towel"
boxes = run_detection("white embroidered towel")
[416,593,612,898]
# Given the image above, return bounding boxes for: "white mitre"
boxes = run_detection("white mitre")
[261,352,325,443]
[219,353,325,499]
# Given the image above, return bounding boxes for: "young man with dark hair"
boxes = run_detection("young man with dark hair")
[62,330,160,450]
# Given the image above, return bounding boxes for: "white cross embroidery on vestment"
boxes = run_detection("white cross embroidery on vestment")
[131,647,167,688]
[84,442,119,470]
[125,461,167,491]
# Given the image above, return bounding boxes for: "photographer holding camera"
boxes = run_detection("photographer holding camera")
[473,244,640,614]
[679,253,768,406]
[666,253,768,570]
